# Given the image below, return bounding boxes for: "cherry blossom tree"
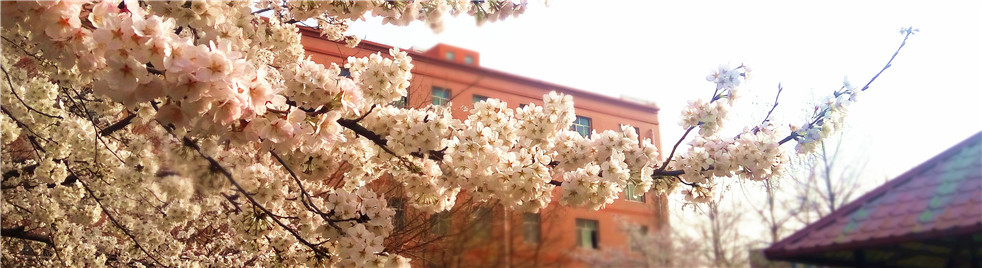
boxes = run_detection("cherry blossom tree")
[0,0,914,266]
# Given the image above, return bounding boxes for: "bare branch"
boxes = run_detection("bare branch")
[760,83,783,125]
[658,126,696,172]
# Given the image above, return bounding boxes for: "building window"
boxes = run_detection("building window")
[464,55,474,65]
[473,95,489,103]
[445,51,455,60]
[523,213,540,244]
[430,212,450,236]
[432,87,450,106]
[391,198,406,228]
[392,96,408,108]
[625,183,645,202]
[576,218,599,249]
[571,116,592,137]
[470,208,491,239]
[631,225,649,252]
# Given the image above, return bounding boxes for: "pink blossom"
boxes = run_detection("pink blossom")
[156,102,187,127]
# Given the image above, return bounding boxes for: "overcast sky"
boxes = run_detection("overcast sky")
[349,0,982,183]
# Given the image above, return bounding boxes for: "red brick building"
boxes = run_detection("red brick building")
[301,28,668,267]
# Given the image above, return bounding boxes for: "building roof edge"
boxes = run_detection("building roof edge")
[297,26,660,113]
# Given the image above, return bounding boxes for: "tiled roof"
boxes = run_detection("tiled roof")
[765,131,982,260]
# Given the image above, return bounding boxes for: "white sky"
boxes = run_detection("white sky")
[349,0,982,184]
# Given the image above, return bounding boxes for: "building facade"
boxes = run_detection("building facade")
[301,28,667,267]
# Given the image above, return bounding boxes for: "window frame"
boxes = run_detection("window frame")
[392,95,409,108]
[625,182,646,203]
[571,115,592,137]
[391,198,406,228]
[431,86,451,106]
[575,218,599,249]
[472,94,489,104]
[470,207,492,239]
[445,51,455,61]
[630,225,650,252]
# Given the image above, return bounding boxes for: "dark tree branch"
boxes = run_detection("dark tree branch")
[2,163,39,180]
[147,67,163,75]
[352,104,376,123]
[676,176,699,187]
[270,151,370,225]
[658,126,695,172]
[1,226,53,246]
[252,7,273,14]
[99,113,137,136]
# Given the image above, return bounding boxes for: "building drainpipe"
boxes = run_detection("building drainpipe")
[503,206,511,268]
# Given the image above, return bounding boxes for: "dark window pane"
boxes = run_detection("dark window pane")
[432,87,450,106]
[571,116,592,137]
[430,212,450,236]
[523,213,540,243]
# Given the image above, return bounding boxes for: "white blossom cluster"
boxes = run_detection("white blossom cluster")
[671,65,795,202]
[345,49,413,107]
[792,78,858,154]
[680,98,730,136]
[680,65,745,136]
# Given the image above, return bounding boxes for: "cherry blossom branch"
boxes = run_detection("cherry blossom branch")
[99,113,136,136]
[547,169,686,187]
[760,83,783,125]
[675,176,699,187]
[658,126,696,172]
[58,86,125,163]
[270,151,369,226]
[336,116,443,164]
[860,27,916,92]
[0,107,56,144]
[1,65,64,120]
[779,29,915,145]
[170,132,333,260]
[1,36,51,68]
[1,226,53,246]
[66,166,169,268]
[352,104,376,123]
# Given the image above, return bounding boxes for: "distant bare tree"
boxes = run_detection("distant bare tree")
[793,132,868,224]
[699,196,750,268]
[740,122,869,248]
